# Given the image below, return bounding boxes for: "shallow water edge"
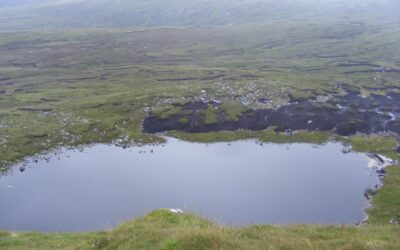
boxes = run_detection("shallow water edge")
[0,138,394,232]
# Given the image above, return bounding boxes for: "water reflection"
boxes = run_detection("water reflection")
[0,138,381,232]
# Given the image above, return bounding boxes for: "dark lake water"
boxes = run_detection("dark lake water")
[0,138,381,232]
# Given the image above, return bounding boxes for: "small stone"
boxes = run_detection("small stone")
[389,216,400,224]
[341,146,352,154]
[169,208,184,214]
[376,169,386,176]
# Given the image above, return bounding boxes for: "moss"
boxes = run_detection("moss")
[203,105,219,125]
[178,117,189,124]
[153,106,184,119]
[220,101,249,121]
[288,91,316,102]
[167,129,330,145]
[339,134,398,154]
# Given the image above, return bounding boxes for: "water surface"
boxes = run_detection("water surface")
[0,138,381,232]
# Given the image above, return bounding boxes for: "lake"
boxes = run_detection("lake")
[0,138,382,232]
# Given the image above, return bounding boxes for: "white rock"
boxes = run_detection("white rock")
[367,153,396,170]
[169,208,184,214]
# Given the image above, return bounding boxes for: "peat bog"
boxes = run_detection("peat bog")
[144,85,400,136]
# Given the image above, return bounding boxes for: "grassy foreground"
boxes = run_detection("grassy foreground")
[1,210,399,250]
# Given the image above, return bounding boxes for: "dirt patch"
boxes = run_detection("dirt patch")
[40,98,60,102]
[344,67,400,75]
[240,74,259,78]
[18,108,53,112]
[156,74,225,82]
[0,82,14,86]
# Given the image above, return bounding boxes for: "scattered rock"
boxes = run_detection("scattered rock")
[376,169,386,176]
[367,153,385,164]
[341,146,352,154]
[258,98,270,104]
[389,215,400,224]
[364,189,377,200]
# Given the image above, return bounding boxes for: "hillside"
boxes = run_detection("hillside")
[0,0,398,31]
[0,1,400,249]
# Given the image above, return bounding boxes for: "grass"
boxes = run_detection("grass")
[1,210,400,250]
[220,101,249,121]
[166,129,331,144]
[153,106,185,119]
[368,165,400,224]
[203,105,219,125]
[0,231,96,250]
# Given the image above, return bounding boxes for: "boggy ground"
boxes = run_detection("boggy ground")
[1,20,400,169]
[144,84,400,136]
